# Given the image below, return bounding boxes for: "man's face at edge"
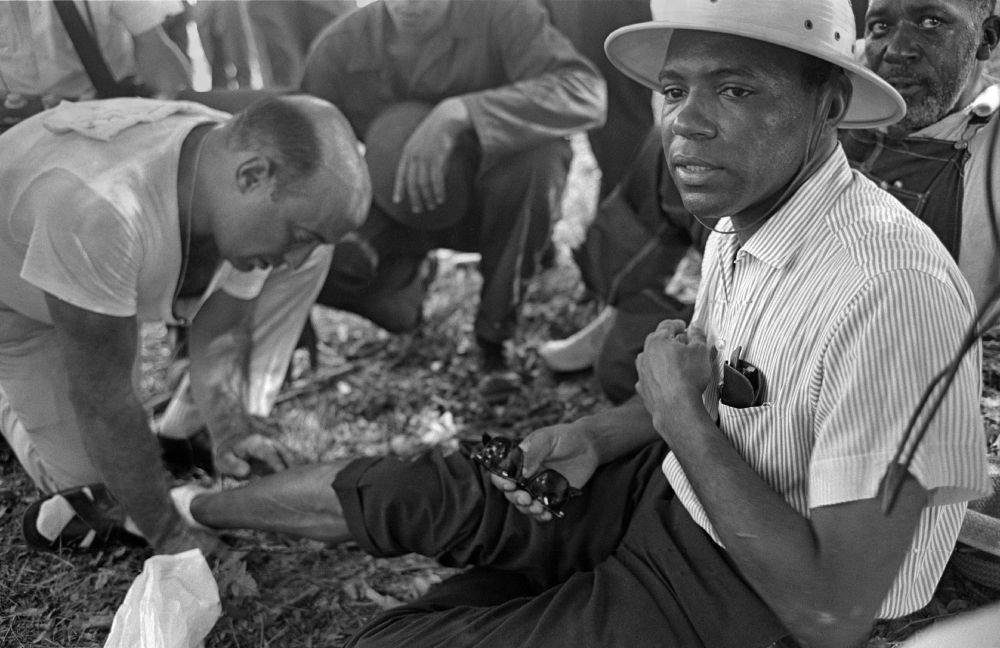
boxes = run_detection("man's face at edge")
[864,0,984,134]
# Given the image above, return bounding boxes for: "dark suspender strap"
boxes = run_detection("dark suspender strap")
[52,0,123,98]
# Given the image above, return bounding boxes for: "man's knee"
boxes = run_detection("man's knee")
[319,252,429,333]
[333,452,486,557]
[0,385,98,493]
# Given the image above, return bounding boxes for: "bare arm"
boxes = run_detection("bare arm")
[131,24,191,98]
[187,290,296,477]
[44,293,218,555]
[636,325,926,648]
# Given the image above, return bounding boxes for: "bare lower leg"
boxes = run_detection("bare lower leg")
[189,461,352,543]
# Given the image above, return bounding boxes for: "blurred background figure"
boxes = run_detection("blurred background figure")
[540,128,707,403]
[160,0,194,64]
[0,0,190,105]
[536,0,665,385]
[303,0,605,403]
[246,0,358,88]
[540,0,653,199]
[192,0,256,90]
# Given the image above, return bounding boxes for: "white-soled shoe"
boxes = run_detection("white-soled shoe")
[538,306,617,373]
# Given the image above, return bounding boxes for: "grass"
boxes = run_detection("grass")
[2,139,998,647]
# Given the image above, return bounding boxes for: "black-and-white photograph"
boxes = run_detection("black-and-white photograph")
[1,1,998,646]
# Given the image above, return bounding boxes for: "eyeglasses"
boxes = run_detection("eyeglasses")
[720,346,766,408]
[471,434,581,518]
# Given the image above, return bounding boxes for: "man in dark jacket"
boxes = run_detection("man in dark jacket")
[301,0,606,401]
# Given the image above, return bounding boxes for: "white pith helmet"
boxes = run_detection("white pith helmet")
[605,0,906,129]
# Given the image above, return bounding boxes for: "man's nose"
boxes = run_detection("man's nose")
[666,91,717,140]
[882,22,922,64]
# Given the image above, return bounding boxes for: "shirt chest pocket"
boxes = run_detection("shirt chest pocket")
[717,403,806,475]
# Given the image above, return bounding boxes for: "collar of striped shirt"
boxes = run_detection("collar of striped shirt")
[723,146,854,271]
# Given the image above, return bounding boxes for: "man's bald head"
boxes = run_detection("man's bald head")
[224,94,370,231]
[194,93,371,270]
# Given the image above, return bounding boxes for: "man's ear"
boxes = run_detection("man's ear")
[977,15,1000,61]
[235,155,275,194]
[826,72,853,125]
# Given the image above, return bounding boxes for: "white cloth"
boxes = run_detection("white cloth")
[42,98,215,141]
[664,148,991,618]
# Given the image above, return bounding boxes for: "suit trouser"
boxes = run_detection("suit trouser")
[0,247,330,493]
[540,0,654,199]
[316,139,573,346]
[596,291,695,404]
[332,443,787,648]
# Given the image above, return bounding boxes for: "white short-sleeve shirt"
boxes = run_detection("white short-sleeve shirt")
[0,98,264,327]
[663,148,991,618]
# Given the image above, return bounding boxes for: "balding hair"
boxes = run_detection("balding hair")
[227,96,323,200]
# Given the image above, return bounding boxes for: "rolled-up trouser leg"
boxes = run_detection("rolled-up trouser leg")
[333,442,667,587]
[471,140,573,345]
[341,443,788,648]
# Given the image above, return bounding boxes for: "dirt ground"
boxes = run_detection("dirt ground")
[1,142,998,647]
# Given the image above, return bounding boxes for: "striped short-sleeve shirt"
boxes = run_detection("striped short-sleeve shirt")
[662,147,992,619]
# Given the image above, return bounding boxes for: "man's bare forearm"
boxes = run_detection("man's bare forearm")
[187,292,255,444]
[71,388,187,549]
[44,294,188,551]
[655,395,925,648]
[576,396,661,465]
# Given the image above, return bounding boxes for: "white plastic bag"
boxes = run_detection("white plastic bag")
[104,549,221,648]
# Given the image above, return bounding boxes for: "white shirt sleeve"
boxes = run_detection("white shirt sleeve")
[110,0,185,36]
[19,170,142,317]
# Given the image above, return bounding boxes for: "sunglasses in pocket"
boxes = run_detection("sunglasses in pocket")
[719,346,766,408]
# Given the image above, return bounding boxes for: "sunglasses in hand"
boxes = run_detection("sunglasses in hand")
[471,434,581,518]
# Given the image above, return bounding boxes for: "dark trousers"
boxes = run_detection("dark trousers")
[317,139,573,345]
[572,128,707,403]
[597,291,695,404]
[540,0,654,198]
[333,444,788,648]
